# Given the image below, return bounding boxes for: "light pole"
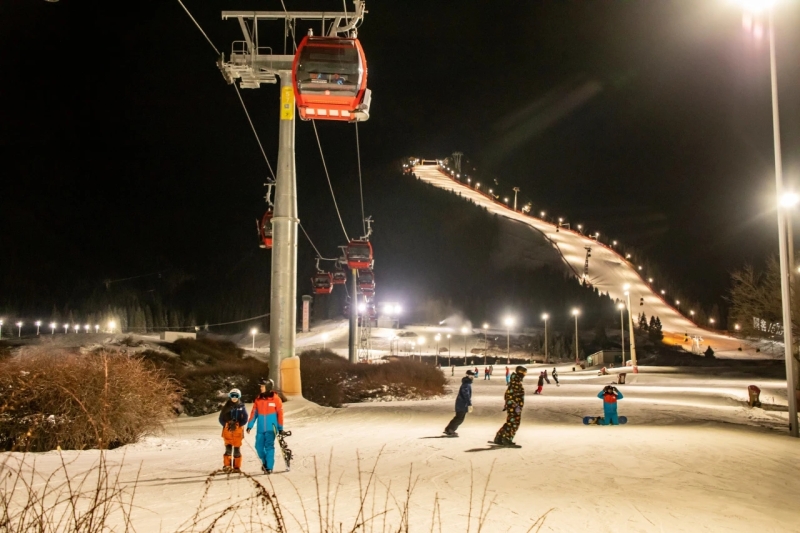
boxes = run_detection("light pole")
[250,328,258,350]
[94,325,99,333]
[16,321,22,337]
[541,314,549,363]
[84,324,90,334]
[109,320,116,333]
[63,323,69,334]
[322,333,329,350]
[447,334,452,366]
[74,324,80,334]
[435,334,441,366]
[482,323,489,364]
[0,320,3,339]
[35,321,41,336]
[618,303,626,366]
[504,316,514,364]
[461,326,469,365]
[571,309,580,365]
[624,284,638,366]
[512,187,520,211]
[49,322,56,335]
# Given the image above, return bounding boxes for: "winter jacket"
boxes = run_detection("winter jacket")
[598,390,624,404]
[219,400,249,429]
[537,374,545,387]
[247,391,284,434]
[454,376,473,412]
[504,371,525,409]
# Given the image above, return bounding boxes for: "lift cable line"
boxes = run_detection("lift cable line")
[234,84,276,181]
[176,0,276,182]
[299,222,338,262]
[355,122,366,236]
[312,119,351,242]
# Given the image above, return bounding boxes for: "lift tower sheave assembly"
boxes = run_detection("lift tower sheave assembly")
[218,2,368,392]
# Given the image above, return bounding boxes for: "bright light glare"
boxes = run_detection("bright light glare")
[541,313,549,320]
[503,317,514,327]
[35,321,41,326]
[623,283,631,290]
[394,305,402,314]
[617,303,625,310]
[571,308,580,316]
[435,334,441,341]
[781,192,799,208]
[734,0,777,14]
[384,304,393,314]
[250,328,257,335]
[358,303,366,312]
[461,326,469,334]
[109,320,116,330]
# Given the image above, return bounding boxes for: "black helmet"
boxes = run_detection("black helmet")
[259,378,274,391]
[515,365,528,375]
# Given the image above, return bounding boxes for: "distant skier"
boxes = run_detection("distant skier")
[451,364,455,376]
[543,369,551,385]
[597,385,624,425]
[505,366,510,384]
[552,367,560,387]
[246,378,285,474]
[534,371,544,394]
[444,370,475,436]
[489,365,493,380]
[493,366,527,445]
[484,366,490,380]
[219,388,248,473]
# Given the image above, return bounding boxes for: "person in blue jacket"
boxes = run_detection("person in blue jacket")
[246,379,285,474]
[218,388,248,472]
[597,385,624,425]
[443,370,475,436]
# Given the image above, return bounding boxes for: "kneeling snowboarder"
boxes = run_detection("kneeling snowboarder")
[597,385,624,425]
[444,370,475,436]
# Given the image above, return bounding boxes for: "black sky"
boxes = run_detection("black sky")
[1,0,799,312]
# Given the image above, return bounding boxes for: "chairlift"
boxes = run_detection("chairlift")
[345,240,373,270]
[258,209,274,249]
[292,33,371,122]
[312,272,333,295]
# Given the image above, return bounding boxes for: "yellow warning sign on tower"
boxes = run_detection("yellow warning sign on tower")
[281,87,294,120]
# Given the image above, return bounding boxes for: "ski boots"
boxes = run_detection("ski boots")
[261,464,272,475]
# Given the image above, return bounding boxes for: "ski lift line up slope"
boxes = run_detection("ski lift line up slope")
[411,164,736,348]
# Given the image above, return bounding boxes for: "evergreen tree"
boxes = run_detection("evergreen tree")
[648,315,664,342]
[639,313,649,331]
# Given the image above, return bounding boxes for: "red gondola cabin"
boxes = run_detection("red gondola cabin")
[259,210,273,249]
[332,269,347,285]
[345,240,373,270]
[312,272,333,295]
[292,35,371,122]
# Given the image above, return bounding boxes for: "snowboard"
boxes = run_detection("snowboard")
[273,424,293,472]
[487,441,522,448]
[582,416,627,425]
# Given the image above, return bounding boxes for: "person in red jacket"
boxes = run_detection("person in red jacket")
[246,378,285,474]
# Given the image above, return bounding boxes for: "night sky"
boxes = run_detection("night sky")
[1,0,799,315]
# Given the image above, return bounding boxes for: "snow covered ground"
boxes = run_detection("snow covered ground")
[5,365,799,532]
[412,164,755,357]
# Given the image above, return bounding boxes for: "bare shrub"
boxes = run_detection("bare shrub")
[0,349,179,451]
[300,350,447,407]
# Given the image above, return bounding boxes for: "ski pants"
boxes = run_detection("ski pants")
[254,430,277,469]
[495,403,522,442]
[601,404,619,425]
[445,411,467,433]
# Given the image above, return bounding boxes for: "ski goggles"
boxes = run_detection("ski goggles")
[229,392,241,399]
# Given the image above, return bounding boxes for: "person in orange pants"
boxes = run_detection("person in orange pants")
[219,388,248,472]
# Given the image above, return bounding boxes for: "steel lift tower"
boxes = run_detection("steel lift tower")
[218,2,368,390]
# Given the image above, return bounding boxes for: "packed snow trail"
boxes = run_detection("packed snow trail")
[5,366,798,532]
[412,163,746,355]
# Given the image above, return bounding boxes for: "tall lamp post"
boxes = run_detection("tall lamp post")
[49,322,56,335]
[624,285,638,366]
[16,322,22,338]
[504,317,514,364]
[734,0,797,436]
[541,313,549,363]
[461,326,469,365]
[447,334,452,366]
[35,321,41,336]
[482,323,489,364]
[435,334,441,366]
[109,320,116,334]
[618,303,626,366]
[571,309,580,365]
[0,320,3,339]
[250,328,258,350]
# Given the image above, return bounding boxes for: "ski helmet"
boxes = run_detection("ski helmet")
[259,378,274,391]
[229,388,241,399]
[515,365,528,375]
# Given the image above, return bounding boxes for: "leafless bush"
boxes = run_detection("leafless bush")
[0,452,138,533]
[300,351,447,407]
[0,348,179,451]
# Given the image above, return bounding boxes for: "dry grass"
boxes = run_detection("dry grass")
[0,348,178,452]
[300,351,447,408]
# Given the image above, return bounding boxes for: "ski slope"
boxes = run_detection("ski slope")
[412,163,749,356]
